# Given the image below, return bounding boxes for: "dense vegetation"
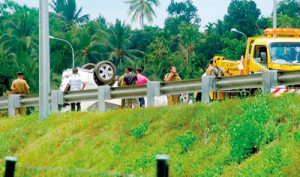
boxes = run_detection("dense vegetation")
[0,94,299,176]
[0,0,299,95]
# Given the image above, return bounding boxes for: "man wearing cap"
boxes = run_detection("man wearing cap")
[64,68,86,111]
[10,72,30,115]
[164,66,181,105]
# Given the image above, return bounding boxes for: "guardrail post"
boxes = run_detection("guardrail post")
[201,76,216,102]
[4,156,17,177]
[8,94,20,117]
[156,154,169,177]
[147,81,160,107]
[51,90,64,113]
[262,70,277,95]
[98,86,111,112]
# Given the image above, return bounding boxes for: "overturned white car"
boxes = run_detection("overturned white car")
[59,61,190,111]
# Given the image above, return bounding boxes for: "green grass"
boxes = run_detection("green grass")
[0,94,299,176]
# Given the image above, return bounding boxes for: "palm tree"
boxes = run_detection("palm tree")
[72,23,106,66]
[50,0,89,27]
[0,10,38,57]
[125,0,160,29]
[0,7,39,93]
[100,19,144,73]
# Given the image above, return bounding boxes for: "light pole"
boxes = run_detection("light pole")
[231,28,247,43]
[273,0,277,28]
[39,0,50,119]
[49,36,75,68]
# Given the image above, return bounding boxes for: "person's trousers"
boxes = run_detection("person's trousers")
[167,95,179,105]
[125,98,138,108]
[15,107,26,115]
[139,97,145,107]
[71,102,81,111]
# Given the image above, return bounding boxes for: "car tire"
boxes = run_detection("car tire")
[94,61,116,84]
[81,63,95,70]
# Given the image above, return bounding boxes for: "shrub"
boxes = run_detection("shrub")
[228,96,276,162]
[130,121,149,139]
[176,131,196,153]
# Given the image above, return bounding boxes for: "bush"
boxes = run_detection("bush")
[176,131,196,153]
[228,96,276,162]
[130,121,149,139]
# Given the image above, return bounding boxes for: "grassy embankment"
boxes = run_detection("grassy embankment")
[0,94,299,176]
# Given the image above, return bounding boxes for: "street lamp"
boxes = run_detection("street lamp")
[49,36,75,68]
[231,28,247,43]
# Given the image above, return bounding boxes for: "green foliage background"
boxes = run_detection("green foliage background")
[0,0,299,96]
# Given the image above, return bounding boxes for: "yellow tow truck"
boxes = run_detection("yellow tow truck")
[209,28,300,100]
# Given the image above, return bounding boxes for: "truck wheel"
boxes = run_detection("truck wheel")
[81,63,95,70]
[94,61,116,84]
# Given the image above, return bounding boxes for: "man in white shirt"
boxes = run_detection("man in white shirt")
[64,68,86,111]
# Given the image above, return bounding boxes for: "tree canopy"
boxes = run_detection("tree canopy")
[0,0,299,95]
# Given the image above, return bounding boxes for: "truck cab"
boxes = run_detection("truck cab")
[209,28,300,101]
[245,28,300,74]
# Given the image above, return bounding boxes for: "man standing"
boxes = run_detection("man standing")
[136,67,149,107]
[164,66,181,105]
[206,59,215,76]
[118,68,129,108]
[64,68,86,111]
[10,72,30,115]
[122,66,138,108]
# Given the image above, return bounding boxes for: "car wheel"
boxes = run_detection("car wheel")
[94,61,116,84]
[81,63,96,70]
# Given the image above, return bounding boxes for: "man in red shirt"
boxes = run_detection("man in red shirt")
[136,67,149,107]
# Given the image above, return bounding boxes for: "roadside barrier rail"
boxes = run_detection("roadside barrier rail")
[1,70,300,117]
[215,73,263,90]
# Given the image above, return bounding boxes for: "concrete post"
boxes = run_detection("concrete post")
[51,90,64,113]
[4,156,17,177]
[39,0,50,119]
[201,76,216,102]
[262,70,277,95]
[8,95,20,117]
[98,86,111,112]
[156,154,169,177]
[147,81,160,107]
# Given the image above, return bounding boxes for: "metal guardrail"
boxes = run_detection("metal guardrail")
[216,73,263,90]
[1,70,300,117]
[0,96,8,109]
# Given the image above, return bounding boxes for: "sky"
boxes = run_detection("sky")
[2,0,275,31]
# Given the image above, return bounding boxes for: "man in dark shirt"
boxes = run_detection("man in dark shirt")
[123,66,137,86]
[123,66,138,108]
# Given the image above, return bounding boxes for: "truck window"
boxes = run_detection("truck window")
[270,42,300,64]
[253,46,267,64]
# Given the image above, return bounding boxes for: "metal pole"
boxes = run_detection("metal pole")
[39,0,50,119]
[156,154,169,177]
[231,28,247,43]
[49,36,75,68]
[4,156,17,177]
[273,0,277,28]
